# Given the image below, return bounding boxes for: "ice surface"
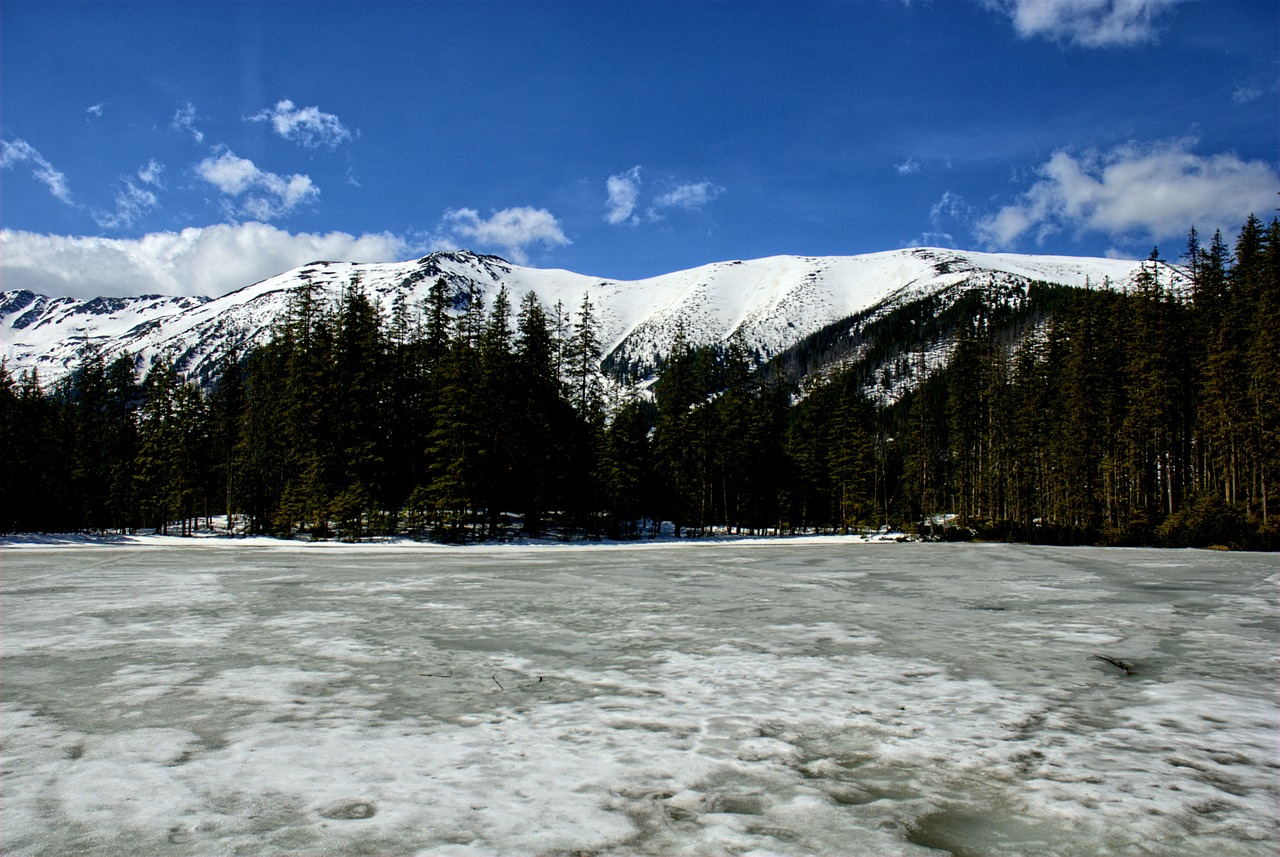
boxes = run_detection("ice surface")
[2,540,1276,855]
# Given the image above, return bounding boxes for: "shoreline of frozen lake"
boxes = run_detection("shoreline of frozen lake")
[0,529,912,550]
[2,541,1277,855]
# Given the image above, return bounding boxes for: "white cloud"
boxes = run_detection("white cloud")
[605,166,642,225]
[930,190,972,226]
[439,207,570,264]
[197,149,260,195]
[1,138,74,205]
[896,158,921,175]
[0,223,413,299]
[606,167,724,224]
[92,179,159,229]
[1232,85,1262,105]
[905,231,958,249]
[250,99,352,149]
[86,103,105,119]
[651,181,723,213]
[196,148,319,221]
[984,0,1186,47]
[975,139,1280,249]
[137,159,165,188]
[171,103,204,144]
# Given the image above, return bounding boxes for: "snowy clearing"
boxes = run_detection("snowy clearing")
[1,541,1276,855]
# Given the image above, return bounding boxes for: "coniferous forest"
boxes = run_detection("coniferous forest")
[2,217,1277,548]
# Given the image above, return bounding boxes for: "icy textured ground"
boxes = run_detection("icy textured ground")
[2,540,1276,855]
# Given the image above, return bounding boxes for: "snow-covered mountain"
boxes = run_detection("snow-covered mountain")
[1,247,1185,385]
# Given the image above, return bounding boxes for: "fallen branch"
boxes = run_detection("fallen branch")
[1093,654,1136,676]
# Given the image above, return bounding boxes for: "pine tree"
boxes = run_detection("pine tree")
[900,369,944,532]
[476,286,516,535]
[600,394,652,537]
[513,291,566,535]
[565,292,604,423]
[426,293,483,540]
[5,369,70,532]
[946,318,987,524]
[135,359,183,534]
[1247,218,1279,530]
[824,380,876,533]
[652,326,713,536]
[333,280,386,532]
[207,351,245,532]
[0,363,22,532]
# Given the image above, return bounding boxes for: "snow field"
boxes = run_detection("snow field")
[2,247,1186,385]
[1,541,1276,855]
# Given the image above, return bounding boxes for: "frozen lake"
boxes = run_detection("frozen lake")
[2,540,1277,855]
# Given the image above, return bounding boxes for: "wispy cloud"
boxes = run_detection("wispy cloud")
[1,224,414,299]
[650,181,723,214]
[86,103,105,119]
[250,99,352,149]
[92,179,159,230]
[196,147,319,221]
[930,190,972,225]
[975,139,1280,249]
[439,206,569,264]
[905,231,958,249]
[605,166,642,225]
[137,159,164,188]
[0,138,74,205]
[1231,85,1262,105]
[171,103,204,143]
[93,161,166,229]
[904,190,971,248]
[982,0,1187,47]
[605,167,725,225]
[895,158,921,175]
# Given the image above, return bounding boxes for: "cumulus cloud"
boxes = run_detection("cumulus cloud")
[196,147,319,220]
[1,223,413,299]
[250,99,352,149]
[1,138,74,205]
[983,0,1186,47]
[171,103,204,143]
[975,139,1280,249]
[439,207,570,264]
[605,166,642,225]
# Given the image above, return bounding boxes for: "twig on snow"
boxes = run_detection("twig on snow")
[1093,654,1136,676]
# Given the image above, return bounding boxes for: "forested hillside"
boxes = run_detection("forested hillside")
[2,217,1276,548]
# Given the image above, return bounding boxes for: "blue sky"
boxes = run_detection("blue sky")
[2,0,1277,298]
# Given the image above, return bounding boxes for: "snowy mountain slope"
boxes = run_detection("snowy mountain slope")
[0,247,1186,384]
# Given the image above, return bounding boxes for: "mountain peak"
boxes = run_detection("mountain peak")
[2,248,1186,386]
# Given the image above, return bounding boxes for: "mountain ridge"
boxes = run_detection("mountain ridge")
[0,247,1188,385]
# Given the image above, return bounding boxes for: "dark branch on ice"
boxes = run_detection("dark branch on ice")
[1093,654,1136,675]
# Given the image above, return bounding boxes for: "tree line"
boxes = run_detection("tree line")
[1,216,1275,548]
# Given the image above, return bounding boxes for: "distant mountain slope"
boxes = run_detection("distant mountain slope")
[0,248,1186,385]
